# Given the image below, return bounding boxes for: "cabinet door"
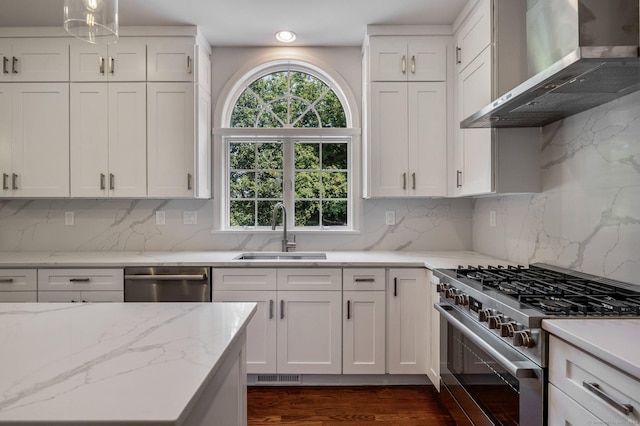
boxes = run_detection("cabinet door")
[456,0,492,72]
[0,84,11,196]
[11,83,69,197]
[408,82,447,196]
[407,37,447,82]
[107,40,147,82]
[368,82,409,197]
[369,37,408,82]
[147,40,195,82]
[548,384,605,426]
[387,268,427,374]
[37,291,82,302]
[213,290,278,374]
[0,42,11,82]
[11,39,69,82]
[80,290,124,302]
[458,48,493,196]
[343,290,386,374]
[0,269,37,292]
[147,83,195,198]
[277,268,342,291]
[108,83,147,197]
[70,83,109,197]
[277,290,342,374]
[69,41,108,82]
[0,291,37,302]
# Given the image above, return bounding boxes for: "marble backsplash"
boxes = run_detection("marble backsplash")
[473,91,640,285]
[0,197,473,253]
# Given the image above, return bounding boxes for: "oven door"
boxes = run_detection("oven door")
[436,303,543,426]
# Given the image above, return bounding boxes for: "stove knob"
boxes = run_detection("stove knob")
[496,315,510,328]
[500,321,518,337]
[445,288,457,299]
[513,330,536,348]
[478,309,494,322]
[488,315,503,329]
[454,294,469,306]
[436,284,446,293]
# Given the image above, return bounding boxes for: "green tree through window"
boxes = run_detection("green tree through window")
[228,68,350,228]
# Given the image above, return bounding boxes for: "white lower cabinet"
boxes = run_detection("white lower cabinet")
[37,268,124,303]
[0,269,37,302]
[38,290,123,303]
[387,268,428,374]
[426,271,440,390]
[212,268,342,375]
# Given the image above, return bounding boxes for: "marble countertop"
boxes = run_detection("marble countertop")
[0,302,256,425]
[0,250,517,269]
[542,319,640,379]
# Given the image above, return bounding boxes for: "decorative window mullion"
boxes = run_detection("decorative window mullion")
[282,138,295,229]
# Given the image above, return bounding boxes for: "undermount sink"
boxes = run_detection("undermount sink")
[234,252,327,260]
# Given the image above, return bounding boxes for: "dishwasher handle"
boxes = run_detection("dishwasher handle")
[124,274,208,281]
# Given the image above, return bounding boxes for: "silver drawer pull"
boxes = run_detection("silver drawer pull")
[99,56,105,75]
[280,300,285,319]
[12,57,18,74]
[354,277,375,283]
[269,299,274,319]
[187,56,192,74]
[2,56,7,74]
[583,382,634,416]
[124,274,207,281]
[69,278,91,282]
[0,278,14,283]
[2,173,8,190]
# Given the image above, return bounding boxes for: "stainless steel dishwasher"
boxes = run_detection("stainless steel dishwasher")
[124,267,211,302]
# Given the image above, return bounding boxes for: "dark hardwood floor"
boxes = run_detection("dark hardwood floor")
[247,385,456,425]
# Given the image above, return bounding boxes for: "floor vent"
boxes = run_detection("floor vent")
[256,374,301,384]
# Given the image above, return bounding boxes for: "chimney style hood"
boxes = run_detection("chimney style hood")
[461,0,640,128]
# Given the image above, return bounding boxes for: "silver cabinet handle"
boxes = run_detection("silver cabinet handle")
[456,46,462,65]
[109,57,114,74]
[280,300,285,319]
[2,173,8,190]
[124,274,207,281]
[0,278,14,283]
[269,299,274,319]
[410,55,416,74]
[456,170,462,188]
[109,173,115,190]
[412,172,416,190]
[347,300,351,320]
[100,173,105,190]
[354,277,375,283]
[69,278,91,282]
[2,57,8,74]
[393,277,398,297]
[187,173,192,190]
[583,382,634,416]
[99,56,105,75]
[12,173,17,190]
[12,57,17,74]
[187,56,192,74]
[402,172,407,190]
[401,55,407,74]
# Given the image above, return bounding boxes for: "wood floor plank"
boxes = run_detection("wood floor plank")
[248,385,455,425]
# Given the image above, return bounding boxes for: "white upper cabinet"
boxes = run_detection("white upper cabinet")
[70,83,147,198]
[369,36,447,82]
[147,39,196,82]
[1,83,69,198]
[70,39,146,82]
[454,0,491,72]
[0,39,69,82]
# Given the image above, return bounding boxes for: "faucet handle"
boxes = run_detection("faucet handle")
[286,235,296,251]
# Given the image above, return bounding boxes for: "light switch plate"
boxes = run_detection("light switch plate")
[385,211,396,225]
[65,211,74,226]
[489,211,497,227]
[183,211,197,225]
[156,211,166,225]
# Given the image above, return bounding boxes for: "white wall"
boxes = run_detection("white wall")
[0,46,474,253]
[473,91,640,285]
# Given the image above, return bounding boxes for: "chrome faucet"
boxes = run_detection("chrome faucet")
[271,202,296,252]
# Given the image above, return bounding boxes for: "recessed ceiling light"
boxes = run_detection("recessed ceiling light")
[275,30,296,43]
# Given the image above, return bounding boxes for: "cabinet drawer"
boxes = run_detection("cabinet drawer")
[38,291,123,303]
[549,335,640,425]
[0,269,37,291]
[343,269,385,291]
[277,268,342,291]
[212,268,277,291]
[548,383,604,425]
[0,291,37,302]
[38,269,124,292]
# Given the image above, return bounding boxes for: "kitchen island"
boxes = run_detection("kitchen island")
[0,302,256,425]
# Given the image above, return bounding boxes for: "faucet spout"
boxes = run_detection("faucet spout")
[271,202,296,252]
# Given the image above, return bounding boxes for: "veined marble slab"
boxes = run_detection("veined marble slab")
[0,302,256,425]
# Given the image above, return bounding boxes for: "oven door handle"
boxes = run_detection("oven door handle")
[124,274,207,281]
[435,304,539,379]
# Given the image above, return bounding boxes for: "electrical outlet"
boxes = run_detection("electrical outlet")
[156,211,166,225]
[385,211,396,225]
[489,211,497,227]
[65,211,75,226]
[183,211,197,225]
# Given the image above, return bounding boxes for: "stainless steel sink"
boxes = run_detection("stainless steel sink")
[234,252,327,260]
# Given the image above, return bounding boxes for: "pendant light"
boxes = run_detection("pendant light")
[63,0,119,44]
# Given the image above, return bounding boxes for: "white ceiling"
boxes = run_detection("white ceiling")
[0,0,468,46]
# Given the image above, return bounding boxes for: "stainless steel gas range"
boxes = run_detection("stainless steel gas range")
[433,263,640,426]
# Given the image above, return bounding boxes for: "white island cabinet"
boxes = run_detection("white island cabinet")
[0,302,256,426]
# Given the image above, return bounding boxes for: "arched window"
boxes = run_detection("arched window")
[223,63,354,231]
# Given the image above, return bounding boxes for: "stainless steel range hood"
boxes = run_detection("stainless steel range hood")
[461,0,640,128]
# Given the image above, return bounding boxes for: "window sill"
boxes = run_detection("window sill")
[210,228,361,235]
